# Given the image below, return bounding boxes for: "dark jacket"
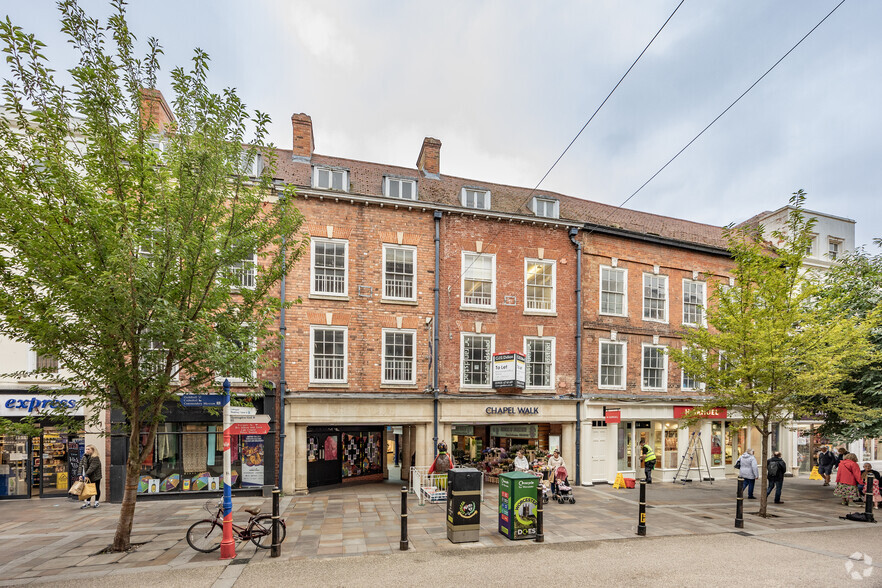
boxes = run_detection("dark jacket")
[766,456,786,481]
[82,453,102,482]
[817,451,837,467]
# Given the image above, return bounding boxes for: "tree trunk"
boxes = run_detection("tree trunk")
[759,426,770,517]
[112,420,158,551]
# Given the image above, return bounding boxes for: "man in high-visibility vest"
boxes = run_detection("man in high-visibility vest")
[641,442,657,483]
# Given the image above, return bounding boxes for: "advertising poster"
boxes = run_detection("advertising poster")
[241,436,264,487]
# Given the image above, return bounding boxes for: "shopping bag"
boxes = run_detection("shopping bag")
[79,482,97,501]
[68,480,85,497]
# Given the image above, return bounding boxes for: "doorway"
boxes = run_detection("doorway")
[306,431,342,488]
[591,427,608,482]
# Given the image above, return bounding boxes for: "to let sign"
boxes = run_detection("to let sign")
[672,406,727,419]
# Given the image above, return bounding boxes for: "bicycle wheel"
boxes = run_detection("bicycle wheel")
[186,520,222,553]
[249,515,286,549]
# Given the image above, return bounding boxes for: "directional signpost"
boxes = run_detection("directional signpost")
[180,394,224,408]
[220,380,235,560]
[229,414,271,435]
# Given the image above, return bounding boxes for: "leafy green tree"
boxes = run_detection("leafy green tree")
[815,241,882,441]
[0,1,305,550]
[669,192,880,517]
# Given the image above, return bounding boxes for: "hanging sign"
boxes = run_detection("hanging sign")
[605,410,621,424]
[492,352,526,389]
[673,406,727,419]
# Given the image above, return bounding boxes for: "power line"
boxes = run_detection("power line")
[588,0,847,234]
[456,0,686,282]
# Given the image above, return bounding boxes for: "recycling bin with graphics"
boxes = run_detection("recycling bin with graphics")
[447,468,482,543]
[499,471,539,540]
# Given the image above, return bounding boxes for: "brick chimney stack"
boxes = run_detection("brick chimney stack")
[139,88,175,133]
[417,137,441,178]
[291,113,314,161]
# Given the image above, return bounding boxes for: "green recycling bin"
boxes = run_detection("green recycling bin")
[499,471,539,540]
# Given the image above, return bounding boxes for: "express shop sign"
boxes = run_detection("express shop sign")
[673,406,727,419]
[1,395,84,417]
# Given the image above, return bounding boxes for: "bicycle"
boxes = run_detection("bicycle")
[186,501,287,553]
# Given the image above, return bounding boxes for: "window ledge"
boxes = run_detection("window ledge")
[309,294,350,302]
[599,312,628,318]
[641,388,668,393]
[598,386,627,391]
[642,318,669,325]
[459,306,497,313]
[308,382,350,388]
[380,299,419,306]
[523,310,557,317]
[458,386,494,392]
[379,384,419,389]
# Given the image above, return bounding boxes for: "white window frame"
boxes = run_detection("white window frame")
[461,187,491,210]
[682,279,706,326]
[641,343,668,392]
[598,340,626,390]
[382,244,417,302]
[310,237,349,297]
[523,336,555,390]
[680,346,705,391]
[532,197,559,219]
[230,251,257,290]
[384,176,417,201]
[599,266,628,317]
[805,234,817,257]
[461,251,496,309]
[524,258,556,313]
[460,333,495,389]
[381,329,417,385]
[27,349,60,374]
[309,326,348,384]
[828,238,842,260]
[312,165,349,192]
[642,272,668,323]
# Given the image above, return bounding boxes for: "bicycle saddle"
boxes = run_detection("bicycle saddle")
[244,507,261,516]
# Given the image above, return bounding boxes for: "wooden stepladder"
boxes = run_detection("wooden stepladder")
[673,432,714,484]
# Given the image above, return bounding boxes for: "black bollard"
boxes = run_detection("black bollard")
[637,479,647,536]
[865,472,875,523]
[735,477,744,529]
[271,487,281,558]
[535,483,544,543]
[400,485,409,551]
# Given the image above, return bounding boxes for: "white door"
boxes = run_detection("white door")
[591,427,608,482]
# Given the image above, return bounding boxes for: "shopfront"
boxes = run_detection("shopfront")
[109,399,275,501]
[584,401,758,484]
[306,426,384,488]
[0,393,85,499]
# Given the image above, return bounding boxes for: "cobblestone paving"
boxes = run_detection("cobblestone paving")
[0,476,873,585]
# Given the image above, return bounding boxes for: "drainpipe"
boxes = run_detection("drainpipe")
[569,227,583,485]
[433,211,442,455]
[278,192,287,489]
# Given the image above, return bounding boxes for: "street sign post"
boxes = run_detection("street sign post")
[220,380,235,560]
[229,422,271,435]
[180,394,225,408]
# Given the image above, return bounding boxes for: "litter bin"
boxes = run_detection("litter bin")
[447,468,482,543]
[499,471,539,540]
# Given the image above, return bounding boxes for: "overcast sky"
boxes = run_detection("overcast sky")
[4,1,880,248]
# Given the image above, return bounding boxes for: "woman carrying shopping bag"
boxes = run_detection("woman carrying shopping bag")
[78,445,102,509]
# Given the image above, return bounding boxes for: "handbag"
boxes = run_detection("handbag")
[80,482,97,501]
[68,480,85,496]
[735,459,741,469]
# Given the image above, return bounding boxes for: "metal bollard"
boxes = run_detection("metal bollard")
[865,472,876,523]
[271,487,281,558]
[637,479,647,536]
[400,486,409,551]
[535,484,544,543]
[735,477,744,529]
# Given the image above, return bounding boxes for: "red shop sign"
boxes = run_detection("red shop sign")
[605,410,621,424]
[673,406,727,419]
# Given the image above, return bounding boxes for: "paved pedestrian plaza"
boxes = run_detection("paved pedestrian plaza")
[0,476,877,585]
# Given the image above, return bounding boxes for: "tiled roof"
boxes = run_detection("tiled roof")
[273,149,729,251]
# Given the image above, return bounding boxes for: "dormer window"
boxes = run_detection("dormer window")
[532,196,559,219]
[384,177,417,200]
[461,188,490,210]
[313,166,349,192]
[240,150,264,178]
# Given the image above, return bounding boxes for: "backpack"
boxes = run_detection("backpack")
[767,460,781,477]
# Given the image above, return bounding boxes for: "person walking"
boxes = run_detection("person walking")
[640,441,657,484]
[816,446,836,486]
[833,453,862,506]
[738,448,759,499]
[78,444,102,509]
[765,451,787,504]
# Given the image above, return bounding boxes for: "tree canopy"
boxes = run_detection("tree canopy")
[0,0,305,549]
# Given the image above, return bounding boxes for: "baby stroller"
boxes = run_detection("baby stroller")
[530,470,550,503]
[554,466,575,504]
